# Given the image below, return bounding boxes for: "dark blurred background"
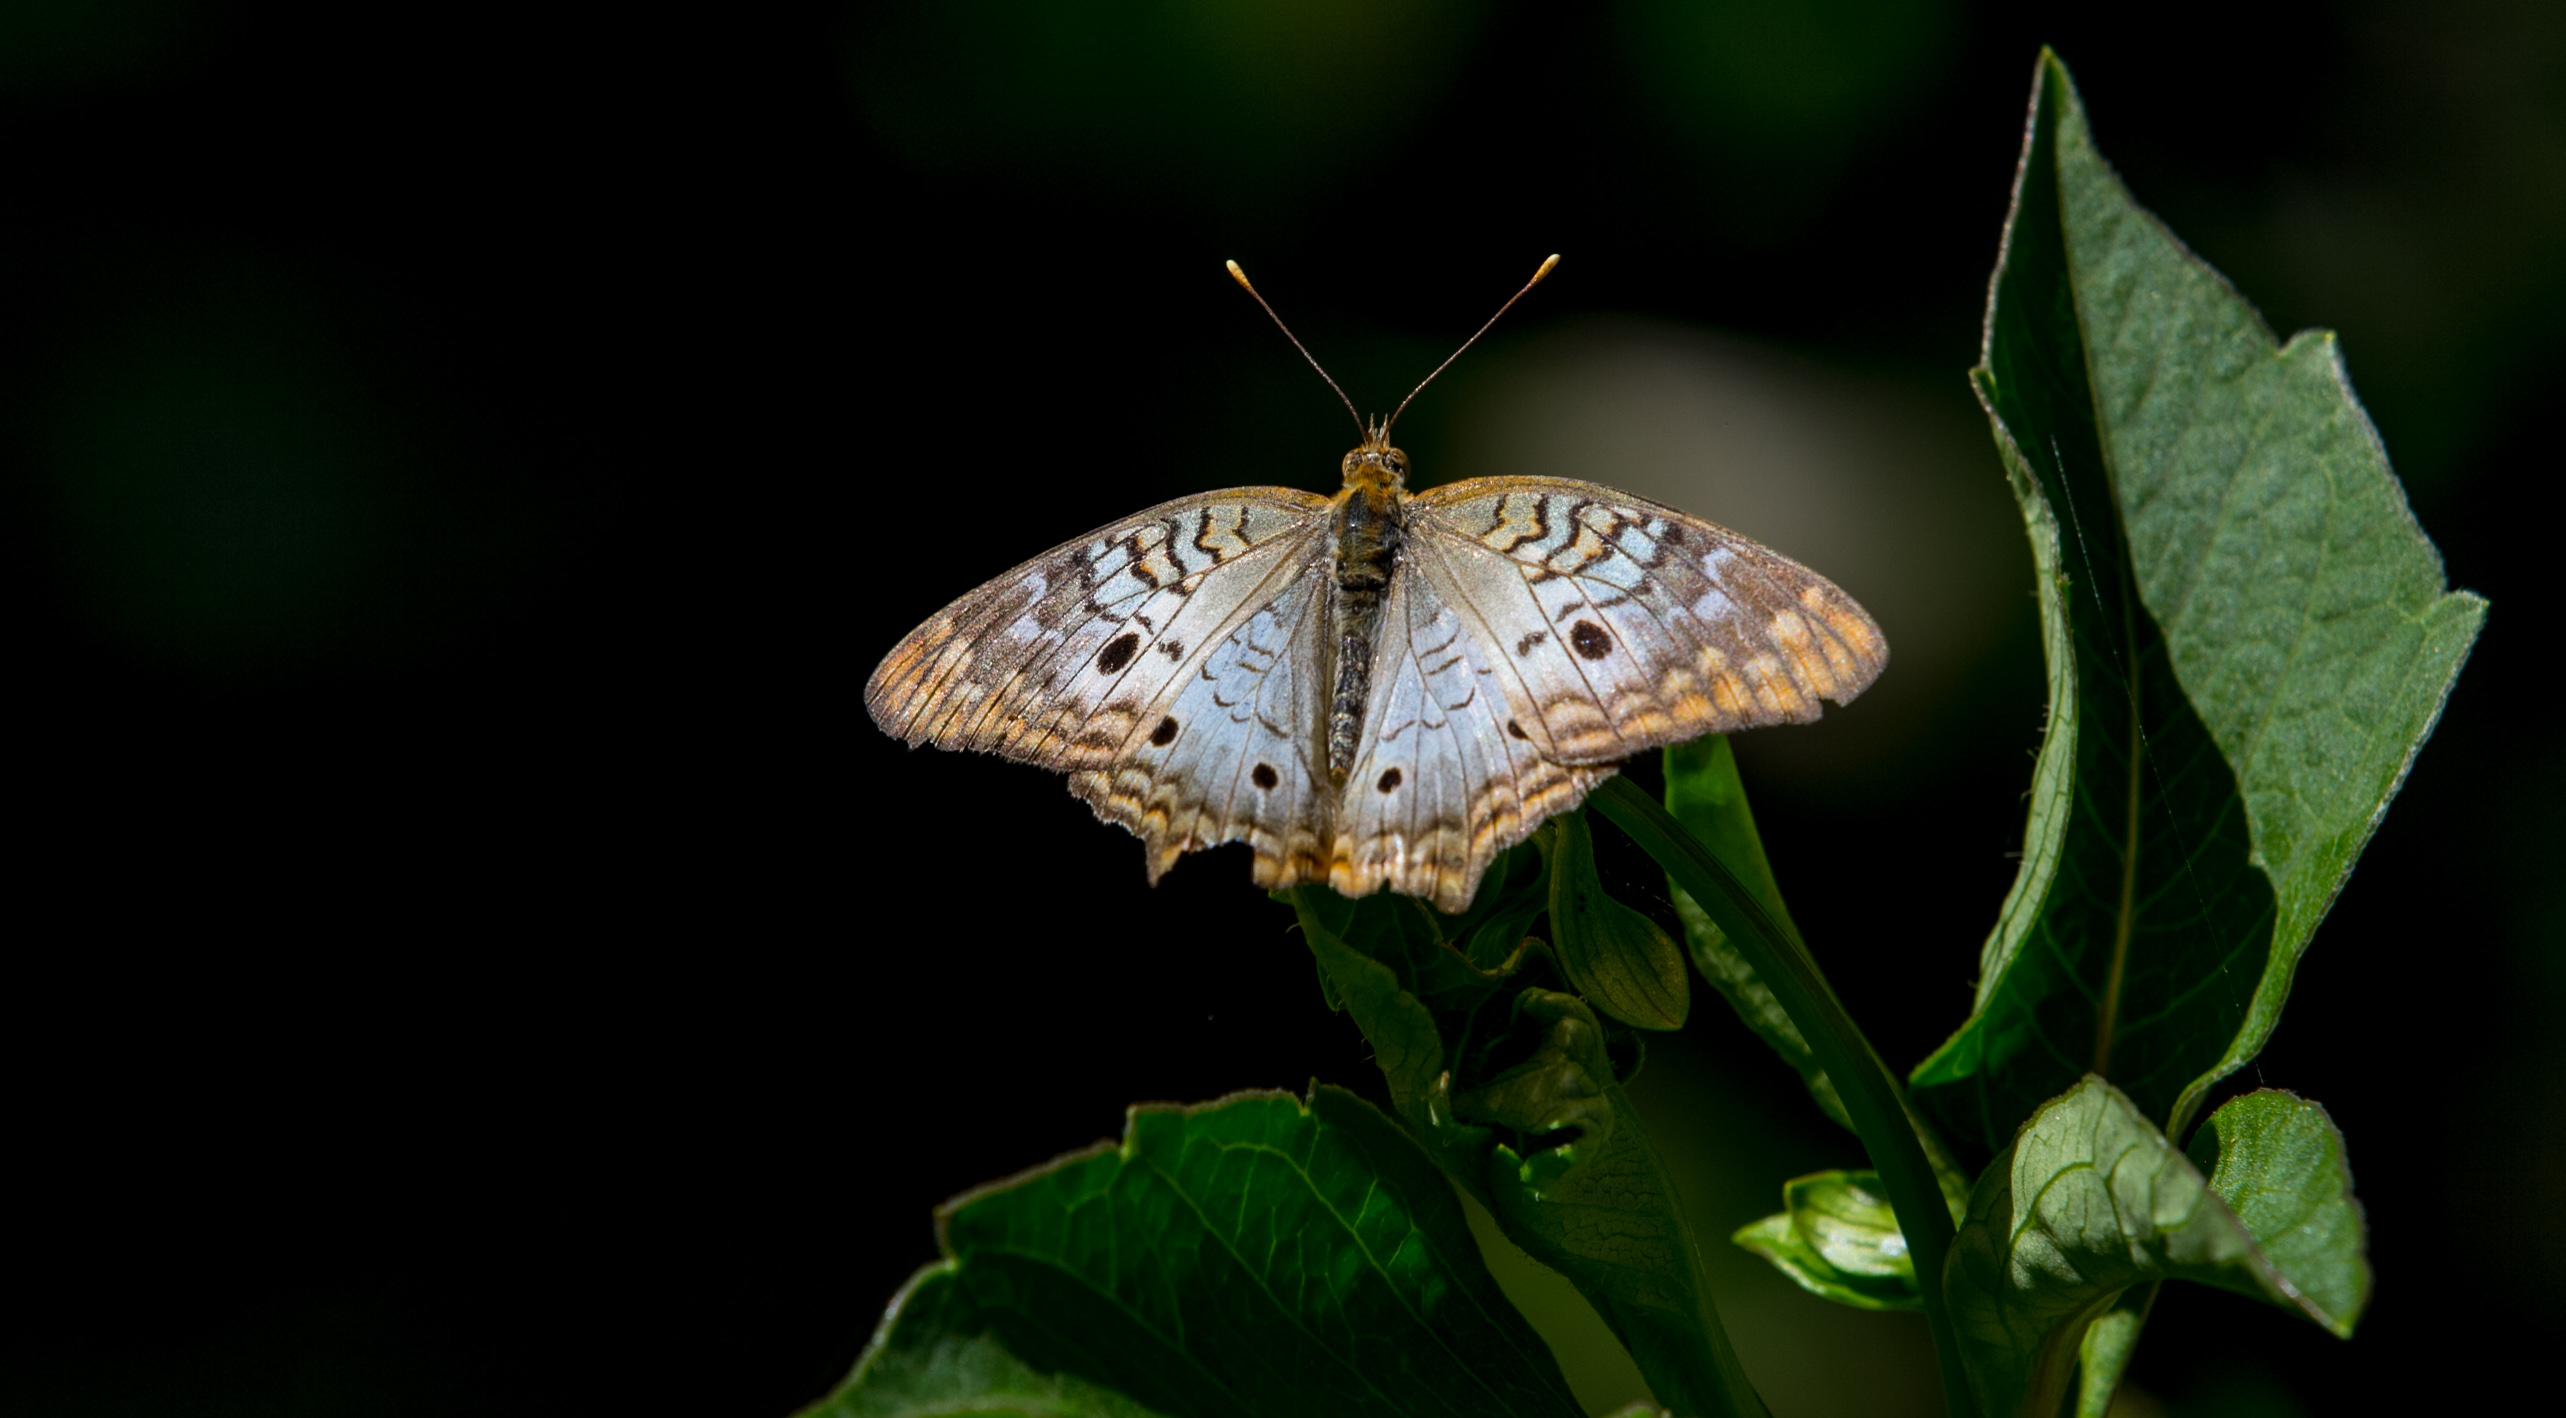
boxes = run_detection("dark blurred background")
[4,2,2557,1415]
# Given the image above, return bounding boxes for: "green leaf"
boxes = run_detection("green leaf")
[1913,50,2485,1153]
[1662,737,1847,1127]
[1449,988,1619,1192]
[805,1086,1585,1418]
[2185,1089,2371,1336]
[807,1267,1179,1418]
[1545,810,1690,1031]
[2072,1295,2148,1418]
[1588,776,1975,1418]
[1732,1170,1927,1312]
[1288,888,1454,1132]
[1463,989,1766,1418]
[1298,879,1762,1417]
[1944,1076,2334,1418]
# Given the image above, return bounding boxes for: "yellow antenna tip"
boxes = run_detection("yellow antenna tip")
[1225,259,1256,292]
[1534,253,1561,281]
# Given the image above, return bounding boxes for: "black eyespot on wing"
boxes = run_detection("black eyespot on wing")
[1377,767,1402,793]
[1251,763,1279,790]
[1097,632,1141,673]
[1150,716,1179,746]
[1507,719,1528,740]
[1570,620,1613,660]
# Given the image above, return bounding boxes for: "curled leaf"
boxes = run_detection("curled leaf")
[1546,810,1689,1031]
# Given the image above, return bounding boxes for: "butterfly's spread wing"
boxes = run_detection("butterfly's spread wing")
[1068,555,1335,892]
[1331,561,1611,913]
[866,488,1339,888]
[866,488,1331,765]
[1405,477,1887,765]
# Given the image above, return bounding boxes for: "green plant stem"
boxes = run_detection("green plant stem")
[1590,776,1979,1418]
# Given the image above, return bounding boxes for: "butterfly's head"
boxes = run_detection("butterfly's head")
[1341,431,1409,494]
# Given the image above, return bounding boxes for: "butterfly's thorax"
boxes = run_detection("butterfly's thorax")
[1326,443,1410,782]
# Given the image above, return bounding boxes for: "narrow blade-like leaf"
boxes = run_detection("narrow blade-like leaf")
[805,1086,1584,1418]
[1662,737,1849,1127]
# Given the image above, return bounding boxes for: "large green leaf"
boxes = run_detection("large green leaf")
[804,1086,1583,1418]
[1944,1077,2336,1418]
[1912,51,2485,1153]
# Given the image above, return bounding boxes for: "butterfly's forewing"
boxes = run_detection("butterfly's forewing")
[1068,555,1336,891]
[1404,477,1887,765]
[1330,560,1610,912]
[865,489,1332,768]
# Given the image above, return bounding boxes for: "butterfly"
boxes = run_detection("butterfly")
[865,257,1886,913]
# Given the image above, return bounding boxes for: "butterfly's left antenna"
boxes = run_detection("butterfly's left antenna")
[1227,260,1366,441]
[1385,253,1560,436]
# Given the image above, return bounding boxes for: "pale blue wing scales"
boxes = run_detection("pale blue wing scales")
[1333,562,1611,913]
[865,489,1332,768]
[1070,557,1334,891]
[1407,478,1887,765]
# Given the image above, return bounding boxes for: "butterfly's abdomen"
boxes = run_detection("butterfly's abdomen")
[1326,487,1404,782]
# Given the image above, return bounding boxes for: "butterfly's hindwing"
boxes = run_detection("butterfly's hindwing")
[1407,478,1886,765]
[1068,557,1334,891]
[864,489,1332,767]
[1332,562,1610,912]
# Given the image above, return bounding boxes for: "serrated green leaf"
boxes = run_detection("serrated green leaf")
[806,1086,1584,1418]
[1662,737,1849,1127]
[1945,1076,2327,1418]
[1913,51,2485,1154]
[808,1266,1179,1418]
[2185,1090,2370,1336]
[1732,1170,1927,1312]
[1547,810,1690,1031]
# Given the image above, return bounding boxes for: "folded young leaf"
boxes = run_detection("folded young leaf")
[2185,1089,2370,1336]
[1546,811,1690,1031]
[1469,990,1762,1418]
[1295,893,1759,1417]
[1662,738,1849,1127]
[1913,50,2485,1155]
[804,1086,1584,1418]
[1945,1076,2329,1418]
[1290,887,1458,1130]
[1733,1170,1928,1312]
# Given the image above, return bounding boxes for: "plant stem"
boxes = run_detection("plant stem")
[1590,776,1980,1418]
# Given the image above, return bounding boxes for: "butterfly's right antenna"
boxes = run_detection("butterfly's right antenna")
[1386,253,1558,436]
[1227,260,1366,442]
